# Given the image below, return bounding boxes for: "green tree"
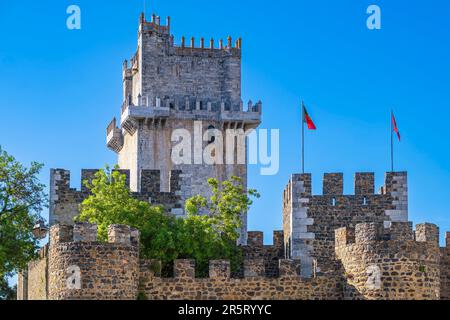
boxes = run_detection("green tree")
[185,176,260,240]
[76,168,181,263]
[76,168,259,276]
[0,147,46,291]
[0,277,16,300]
[184,177,260,272]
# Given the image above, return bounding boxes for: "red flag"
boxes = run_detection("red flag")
[392,112,401,141]
[303,103,316,130]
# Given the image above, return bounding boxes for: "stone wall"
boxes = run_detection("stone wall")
[283,172,408,277]
[441,232,450,299]
[17,246,49,300]
[48,223,140,300]
[20,224,341,300]
[27,246,48,300]
[138,259,342,300]
[18,222,450,300]
[240,231,285,278]
[16,271,27,300]
[335,222,441,300]
[49,168,183,227]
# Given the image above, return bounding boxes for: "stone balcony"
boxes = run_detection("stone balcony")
[106,118,124,153]
[119,98,262,136]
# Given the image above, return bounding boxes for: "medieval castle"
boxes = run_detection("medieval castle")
[17,12,449,300]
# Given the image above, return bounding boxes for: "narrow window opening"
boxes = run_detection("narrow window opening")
[332,198,336,206]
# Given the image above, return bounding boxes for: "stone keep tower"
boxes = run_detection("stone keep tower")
[106,13,261,237]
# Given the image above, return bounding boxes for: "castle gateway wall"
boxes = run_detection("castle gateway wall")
[19,222,449,300]
[283,172,408,277]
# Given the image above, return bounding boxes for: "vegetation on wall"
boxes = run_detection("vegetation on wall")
[76,167,259,276]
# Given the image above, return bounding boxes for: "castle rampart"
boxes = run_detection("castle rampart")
[48,223,140,300]
[335,222,441,300]
[138,258,342,300]
[18,225,342,300]
[49,168,183,227]
[18,220,449,300]
[283,172,409,277]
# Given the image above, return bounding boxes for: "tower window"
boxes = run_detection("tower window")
[363,197,367,206]
[332,198,336,206]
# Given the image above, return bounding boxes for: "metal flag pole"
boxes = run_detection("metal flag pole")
[302,101,305,174]
[391,110,394,172]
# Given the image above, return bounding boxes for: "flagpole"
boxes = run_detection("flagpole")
[391,110,394,172]
[302,101,305,174]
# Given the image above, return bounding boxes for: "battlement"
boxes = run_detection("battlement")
[22,225,326,301]
[50,223,140,246]
[335,222,439,247]
[122,12,241,75]
[118,96,261,138]
[284,172,406,198]
[137,12,242,55]
[51,168,180,196]
[335,221,442,300]
[173,36,241,57]
[283,172,409,278]
[139,12,171,36]
[48,223,314,283]
[139,11,241,54]
[49,168,183,226]
[120,96,261,115]
[140,258,311,280]
[245,230,284,249]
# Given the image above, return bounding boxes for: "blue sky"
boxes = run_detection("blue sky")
[1,0,449,246]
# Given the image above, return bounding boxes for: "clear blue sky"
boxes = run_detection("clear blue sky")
[1,0,449,245]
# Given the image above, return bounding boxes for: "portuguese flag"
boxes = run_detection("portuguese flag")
[391,112,401,141]
[302,103,317,130]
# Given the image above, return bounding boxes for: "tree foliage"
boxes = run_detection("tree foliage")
[0,277,16,300]
[0,147,46,279]
[76,168,259,276]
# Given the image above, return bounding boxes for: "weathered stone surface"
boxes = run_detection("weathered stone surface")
[18,222,450,300]
[335,222,441,300]
[283,172,411,277]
